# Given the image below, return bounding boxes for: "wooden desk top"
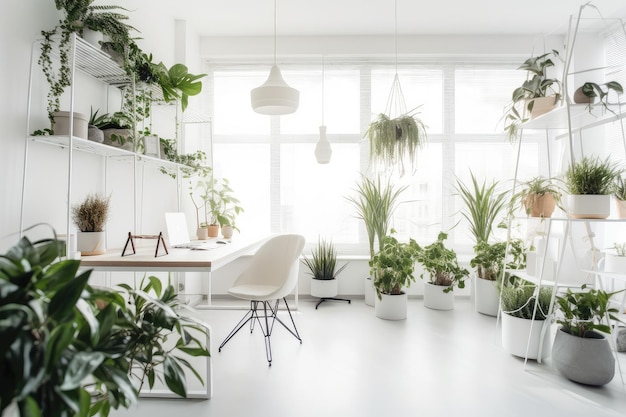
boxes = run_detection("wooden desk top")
[79,235,268,272]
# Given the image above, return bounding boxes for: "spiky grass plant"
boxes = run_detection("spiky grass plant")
[71,193,111,232]
[500,283,551,320]
[564,155,622,195]
[455,172,508,245]
[302,238,347,280]
[614,176,626,201]
[345,175,407,259]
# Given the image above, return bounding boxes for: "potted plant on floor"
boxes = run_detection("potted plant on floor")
[563,155,622,219]
[503,50,562,141]
[553,284,623,385]
[415,231,469,311]
[370,230,419,320]
[302,238,349,309]
[0,232,209,417]
[499,279,552,360]
[346,175,406,306]
[510,176,562,218]
[72,193,110,255]
[456,172,508,315]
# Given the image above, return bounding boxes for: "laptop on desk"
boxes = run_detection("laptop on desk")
[165,212,227,250]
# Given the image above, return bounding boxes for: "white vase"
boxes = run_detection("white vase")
[565,194,611,219]
[423,282,454,310]
[76,231,106,256]
[474,275,499,316]
[221,225,234,239]
[375,292,407,320]
[552,328,615,386]
[501,313,551,360]
[311,278,338,298]
[196,227,208,240]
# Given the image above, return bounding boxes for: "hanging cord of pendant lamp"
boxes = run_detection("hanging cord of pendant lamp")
[385,0,408,119]
[250,0,299,115]
[315,55,332,164]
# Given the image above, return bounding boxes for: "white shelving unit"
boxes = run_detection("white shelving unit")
[503,4,626,372]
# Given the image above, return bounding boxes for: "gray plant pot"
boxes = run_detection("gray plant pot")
[552,327,615,386]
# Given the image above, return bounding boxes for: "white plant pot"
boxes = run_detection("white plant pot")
[76,231,106,256]
[196,227,208,240]
[552,328,615,386]
[565,194,611,219]
[604,253,626,273]
[364,277,375,306]
[311,278,338,298]
[53,111,88,139]
[221,225,234,239]
[423,282,454,310]
[614,197,626,218]
[501,313,551,360]
[474,275,499,316]
[375,292,407,320]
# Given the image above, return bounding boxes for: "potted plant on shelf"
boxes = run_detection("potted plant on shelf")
[552,284,623,386]
[499,279,552,360]
[510,176,562,218]
[369,230,419,320]
[0,233,209,417]
[563,155,622,219]
[455,172,508,315]
[503,50,562,141]
[613,176,626,218]
[604,242,626,273]
[573,80,623,114]
[414,231,469,311]
[94,111,135,151]
[72,193,110,255]
[365,108,427,175]
[302,238,349,309]
[346,175,407,306]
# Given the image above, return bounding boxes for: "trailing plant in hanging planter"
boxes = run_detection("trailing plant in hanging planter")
[365,109,427,174]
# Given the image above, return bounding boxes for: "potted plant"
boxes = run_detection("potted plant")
[573,80,623,114]
[87,107,105,142]
[346,175,406,306]
[365,109,427,175]
[455,172,508,315]
[206,176,243,239]
[510,176,562,218]
[553,284,623,385]
[0,233,209,417]
[563,155,622,219]
[369,230,419,320]
[604,242,626,273]
[613,176,626,218]
[415,231,469,311]
[302,238,349,308]
[499,280,552,360]
[72,193,110,255]
[503,50,562,141]
[94,111,135,151]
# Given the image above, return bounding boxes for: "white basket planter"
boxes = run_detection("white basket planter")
[501,313,551,360]
[474,275,499,316]
[423,282,454,310]
[375,292,407,320]
[564,194,611,219]
[311,278,338,298]
[76,231,106,256]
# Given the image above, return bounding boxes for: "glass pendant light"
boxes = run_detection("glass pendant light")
[315,55,332,164]
[251,0,299,115]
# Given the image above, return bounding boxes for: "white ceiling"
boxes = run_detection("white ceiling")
[149,0,626,37]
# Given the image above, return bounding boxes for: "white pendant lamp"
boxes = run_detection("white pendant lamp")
[314,56,332,164]
[251,0,299,115]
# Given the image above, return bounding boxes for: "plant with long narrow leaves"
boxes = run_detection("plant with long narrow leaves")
[564,155,622,195]
[302,238,348,281]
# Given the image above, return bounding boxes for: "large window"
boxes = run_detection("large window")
[205,60,543,255]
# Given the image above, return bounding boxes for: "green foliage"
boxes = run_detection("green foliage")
[564,155,622,195]
[0,233,209,417]
[369,230,420,298]
[613,242,626,257]
[151,63,207,112]
[414,232,469,293]
[614,176,626,201]
[470,238,526,281]
[500,281,552,320]
[71,193,111,232]
[556,284,623,337]
[190,175,244,229]
[345,175,406,259]
[365,110,427,175]
[510,176,562,216]
[580,81,623,114]
[302,238,348,281]
[456,172,508,245]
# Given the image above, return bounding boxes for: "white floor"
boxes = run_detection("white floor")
[113,297,626,417]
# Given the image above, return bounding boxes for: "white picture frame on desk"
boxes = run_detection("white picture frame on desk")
[143,135,160,158]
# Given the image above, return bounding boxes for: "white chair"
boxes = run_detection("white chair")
[218,234,305,365]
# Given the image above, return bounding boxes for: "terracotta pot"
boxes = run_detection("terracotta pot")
[615,197,626,218]
[526,96,559,118]
[524,193,556,218]
[207,224,219,238]
[573,86,594,104]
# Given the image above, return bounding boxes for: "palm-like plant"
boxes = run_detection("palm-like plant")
[455,172,508,245]
[346,175,406,258]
